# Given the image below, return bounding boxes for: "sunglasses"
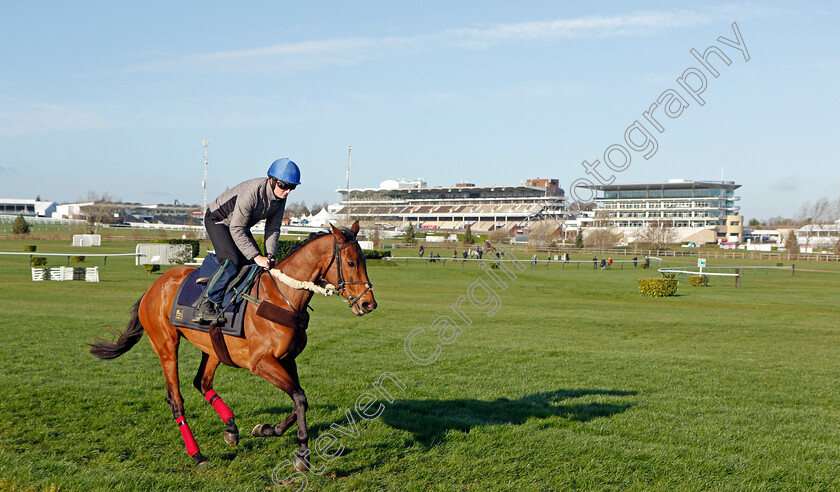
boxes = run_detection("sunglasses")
[276,180,297,191]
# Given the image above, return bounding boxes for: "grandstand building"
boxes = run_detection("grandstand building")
[0,198,56,217]
[584,179,743,243]
[336,178,567,232]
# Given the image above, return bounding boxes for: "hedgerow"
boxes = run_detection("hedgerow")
[638,277,679,297]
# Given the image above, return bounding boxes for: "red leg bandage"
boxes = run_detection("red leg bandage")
[175,416,200,457]
[204,390,235,423]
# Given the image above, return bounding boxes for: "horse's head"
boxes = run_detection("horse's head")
[325,221,377,316]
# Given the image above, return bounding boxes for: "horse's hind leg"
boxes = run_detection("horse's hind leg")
[158,340,209,466]
[194,352,239,446]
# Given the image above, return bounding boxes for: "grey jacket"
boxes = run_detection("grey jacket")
[208,177,286,260]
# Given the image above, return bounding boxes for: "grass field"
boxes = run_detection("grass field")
[1,237,840,491]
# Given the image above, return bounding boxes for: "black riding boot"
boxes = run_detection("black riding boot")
[191,259,235,324]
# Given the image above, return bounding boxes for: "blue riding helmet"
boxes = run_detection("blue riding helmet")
[267,158,301,185]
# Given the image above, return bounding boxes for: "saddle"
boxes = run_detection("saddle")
[169,254,260,339]
[169,254,311,367]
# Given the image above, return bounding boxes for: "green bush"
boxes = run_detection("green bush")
[404,222,416,244]
[363,249,392,260]
[144,264,160,274]
[638,277,679,297]
[23,245,36,252]
[70,256,86,263]
[776,262,783,267]
[12,214,30,234]
[689,275,708,287]
[252,235,310,260]
[31,257,47,267]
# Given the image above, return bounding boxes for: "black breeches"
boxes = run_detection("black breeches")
[204,210,248,268]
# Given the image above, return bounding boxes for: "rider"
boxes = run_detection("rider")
[191,158,301,323]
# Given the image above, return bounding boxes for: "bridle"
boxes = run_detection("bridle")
[323,235,373,311]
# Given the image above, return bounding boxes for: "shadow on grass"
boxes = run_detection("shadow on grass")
[381,388,637,447]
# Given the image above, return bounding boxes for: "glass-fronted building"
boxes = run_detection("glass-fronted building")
[584,179,743,242]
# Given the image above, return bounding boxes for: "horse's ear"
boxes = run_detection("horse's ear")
[351,220,360,237]
[329,222,343,241]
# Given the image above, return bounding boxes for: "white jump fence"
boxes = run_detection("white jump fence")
[31,266,99,282]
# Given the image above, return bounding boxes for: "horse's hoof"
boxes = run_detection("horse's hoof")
[252,423,273,437]
[194,452,211,467]
[293,456,309,473]
[225,430,239,446]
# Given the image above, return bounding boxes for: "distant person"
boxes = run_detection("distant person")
[532,254,538,267]
[633,256,638,268]
[644,256,650,269]
[463,250,468,259]
[593,256,598,269]
[607,257,612,269]
[419,245,425,257]
[600,258,606,270]
[453,249,458,259]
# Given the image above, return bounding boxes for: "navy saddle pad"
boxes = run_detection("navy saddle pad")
[169,254,258,338]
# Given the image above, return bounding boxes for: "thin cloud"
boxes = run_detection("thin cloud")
[0,164,21,179]
[0,100,109,136]
[447,10,714,48]
[770,176,800,193]
[128,8,740,75]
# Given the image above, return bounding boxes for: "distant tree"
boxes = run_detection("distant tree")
[463,225,475,245]
[488,228,513,244]
[797,197,836,225]
[569,201,595,214]
[310,201,330,214]
[574,229,584,248]
[585,227,620,249]
[12,214,31,234]
[370,227,383,249]
[783,230,799,253]
[284,201,307,218]
[81,191,120,233]
[404,222,416,244]
[748,218,760,227]
[636,220,676,250]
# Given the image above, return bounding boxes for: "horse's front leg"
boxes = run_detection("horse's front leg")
[193,352,239,446]
[250,355,311,473]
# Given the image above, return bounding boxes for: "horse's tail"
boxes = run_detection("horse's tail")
[89,294,146,360]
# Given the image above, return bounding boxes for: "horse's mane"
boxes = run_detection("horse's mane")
[281,227,355,260]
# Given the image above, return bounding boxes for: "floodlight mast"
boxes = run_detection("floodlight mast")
[202,140,209,238]
[202,140,209,213]
[345,145,352,194]
[344,145,352,223]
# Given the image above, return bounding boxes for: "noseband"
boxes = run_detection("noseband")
[324,236,373,310]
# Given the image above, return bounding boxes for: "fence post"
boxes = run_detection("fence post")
[735,268,740,288]
[792,264,795,276]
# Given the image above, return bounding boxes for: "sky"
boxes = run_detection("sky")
[1,1,839,221]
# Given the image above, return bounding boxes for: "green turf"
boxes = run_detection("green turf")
[1,237,839,491]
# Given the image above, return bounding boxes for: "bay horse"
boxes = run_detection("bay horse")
[90,222,376,470]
